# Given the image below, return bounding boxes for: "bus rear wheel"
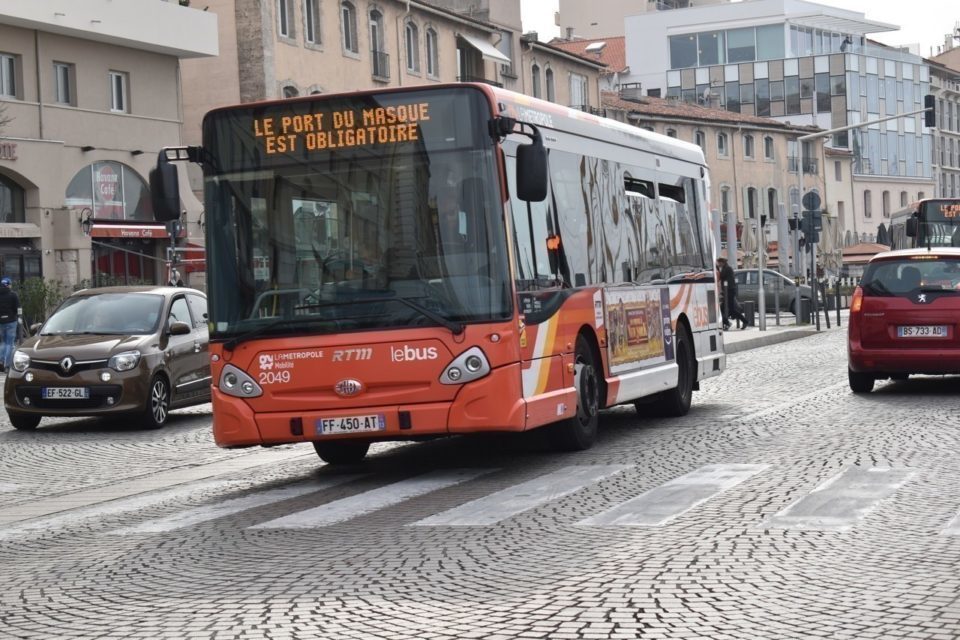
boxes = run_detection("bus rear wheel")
[313,440,370,465]
[641,326,694,417]
[552,334,601,451]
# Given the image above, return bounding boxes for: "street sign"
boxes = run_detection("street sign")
[802,191,821,212]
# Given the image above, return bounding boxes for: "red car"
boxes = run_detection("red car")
[848,248,960,393]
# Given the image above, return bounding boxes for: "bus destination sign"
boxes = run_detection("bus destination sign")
[252,102,431,155]
[938,202,960,219]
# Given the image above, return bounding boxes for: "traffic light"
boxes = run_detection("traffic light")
[925,94,936,128]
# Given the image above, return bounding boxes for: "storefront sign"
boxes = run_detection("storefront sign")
[0,141,17,161]
[94,164,123,218]
[90,224,171,239]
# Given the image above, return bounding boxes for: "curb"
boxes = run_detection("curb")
[724,327,823,354]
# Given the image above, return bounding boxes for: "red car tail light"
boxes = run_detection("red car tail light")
[850,286,864,314]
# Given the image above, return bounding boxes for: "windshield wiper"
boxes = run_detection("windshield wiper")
[221,316,332,351]
[296,295,464,335]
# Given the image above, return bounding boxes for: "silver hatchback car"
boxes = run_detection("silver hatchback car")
[734,269,818,316]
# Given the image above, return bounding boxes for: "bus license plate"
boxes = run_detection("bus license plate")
[315,414,386,435]
[42,387,90,399]
[898,325,948,338]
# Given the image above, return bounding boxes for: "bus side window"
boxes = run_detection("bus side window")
[505,154,556,289]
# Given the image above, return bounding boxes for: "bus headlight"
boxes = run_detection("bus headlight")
[219,364,263,398]
[440,347,490,385]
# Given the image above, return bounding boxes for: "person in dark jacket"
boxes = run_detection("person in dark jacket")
[716,257,746,330]
[0,277,21,371]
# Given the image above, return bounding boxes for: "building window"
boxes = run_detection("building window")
[720,186,731,213]
[837,201,845,222]
[746,187,758,218]
[277,0,292,38]
[834,160,842,181]
[531,64,541,99]
[882,190,890,217]
[764,136,774,160]
[743,134,755,158]
[65,161,152,222]
[666,128,677,138]
[545,68,555,102]
[54,62,74,106]
[0,174,25,223]
[426,28,438,77]
[405,21,420,72]
[369,10,387,78]
[109,71,129,113]
[304,0,320,44]
[1,53,17,98]
[340,1,358,53]
[498,30,514,76]
[570,73,588,108]
[767,188,778,220]
[717,132,728,157]
[695,130,706,151]
[900,191,908,207]
[864,191,872,219]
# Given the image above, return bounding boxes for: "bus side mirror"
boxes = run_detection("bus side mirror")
[905,216,917,238]
[150,152,182,222]
[516,135,548,202]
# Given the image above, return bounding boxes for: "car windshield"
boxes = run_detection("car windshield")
[862,257,960,295]
[42,293,165,335]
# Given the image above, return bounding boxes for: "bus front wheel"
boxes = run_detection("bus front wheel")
[313,440,370,465]
[642,326,695,417]
[551,334,601,451]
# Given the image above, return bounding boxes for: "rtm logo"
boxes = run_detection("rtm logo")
[258,354,274,370]
[391,345,439,362]
[332,348,373,362]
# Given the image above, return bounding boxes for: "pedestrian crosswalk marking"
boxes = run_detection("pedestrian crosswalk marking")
[251,469,492,529]
[410,465,632,527]
[577,464,768,527]
[939,510,960,535]
[108,475,361,535]
[763,466,914,531]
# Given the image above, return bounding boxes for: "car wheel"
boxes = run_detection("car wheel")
[642,325,695,417]
[551,334,601,451]
[7,410,40,430]
[848,368,875,394]
[313,440,370,465]
[142,375,171,429]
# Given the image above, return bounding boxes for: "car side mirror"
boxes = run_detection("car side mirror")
[168,320,191,335]
[29,323,41,336]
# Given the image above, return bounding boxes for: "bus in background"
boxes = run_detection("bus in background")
[889,199,960,250]
[150,84,724,465]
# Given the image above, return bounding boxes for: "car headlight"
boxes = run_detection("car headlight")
[12,350,30,373]
[108,350,141,372]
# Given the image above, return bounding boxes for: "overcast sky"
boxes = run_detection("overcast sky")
[520,0,960,57]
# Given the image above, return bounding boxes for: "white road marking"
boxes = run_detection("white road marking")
[939,510,960,535]
[0,482,20,493]
[763,466,914,531]
[108,475,361,535]
[252,469,492,529]
[578,463,769,527]
[410,465,631,527]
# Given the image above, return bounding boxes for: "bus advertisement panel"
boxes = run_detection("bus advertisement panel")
[160,84,725,464]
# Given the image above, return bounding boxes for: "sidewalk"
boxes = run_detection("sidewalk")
[722,308,848,354]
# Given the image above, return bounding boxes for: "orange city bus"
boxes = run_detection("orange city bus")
[889,198,960,250]
[150,83,725,464]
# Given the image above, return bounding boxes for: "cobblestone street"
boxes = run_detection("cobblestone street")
[3,327,960,639]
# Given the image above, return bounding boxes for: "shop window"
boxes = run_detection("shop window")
[0,174,25,223]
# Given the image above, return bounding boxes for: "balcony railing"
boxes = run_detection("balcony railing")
[457,75,502,88]
[788,157,819,174]
[371,49,390,80]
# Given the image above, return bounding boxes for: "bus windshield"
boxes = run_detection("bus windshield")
[917,200,960,246]
[201,87,511,339]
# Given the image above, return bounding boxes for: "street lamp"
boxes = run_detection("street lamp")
[78,208,93,236]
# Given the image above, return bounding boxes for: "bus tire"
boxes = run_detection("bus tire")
[642,325,695,417]
[313,440,370,465]
[552,334,601,451]
[848,368,875,393]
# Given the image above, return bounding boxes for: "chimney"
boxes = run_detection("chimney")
[947,34,954,52]
[566,27,575,40]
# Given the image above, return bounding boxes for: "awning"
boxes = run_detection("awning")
[458,33,511,64]
[787,12,897,37]
[91,224,178,239]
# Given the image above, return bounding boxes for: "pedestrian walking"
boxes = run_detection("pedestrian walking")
[716,257,747,330]
[0,277,22,371]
